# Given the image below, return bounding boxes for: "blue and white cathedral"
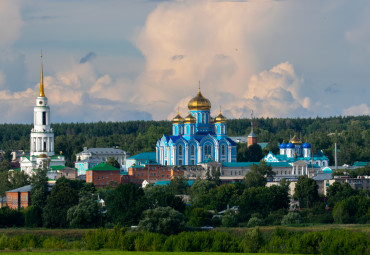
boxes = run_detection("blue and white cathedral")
[156,88,236,166]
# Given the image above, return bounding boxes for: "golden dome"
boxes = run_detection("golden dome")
[184,113,196,123]
[172,113,184,124]
[290,134,302,145]
[215,112,227,123]
[38,153,49,159]
[188,88,211,111]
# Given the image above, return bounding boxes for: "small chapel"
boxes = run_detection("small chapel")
[156,87,237,166]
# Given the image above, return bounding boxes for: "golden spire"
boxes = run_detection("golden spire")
[198,80,201,93]
[39,49,45,97]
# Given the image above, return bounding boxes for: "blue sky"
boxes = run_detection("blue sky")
[0,0,369,123]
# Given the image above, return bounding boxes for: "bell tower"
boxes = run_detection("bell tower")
[30,49,55,156]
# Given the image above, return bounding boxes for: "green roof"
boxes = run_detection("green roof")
[127,152,156,161]
[88,162,120,171]
[352,161,370,167]
[50,165,66,170]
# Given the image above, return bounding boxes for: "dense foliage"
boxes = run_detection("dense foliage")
[0,227,367,254]
[0,116,369,166]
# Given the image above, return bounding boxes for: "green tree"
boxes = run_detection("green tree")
[144,185,186,213]
[168,175,189,195]
[0,171,11,197]
[106,156,120,169]
[189,179,216,208]
[281,211,301,225]
[222,210,238,227]
[43,178,80,228]
[9,171,29,189]
[327,182,357,207]
[138,206,185,235]
[244,161,274,188]
[294,175,319,208]
[189,208,213,227]
[25,205,43,227]
[30,166,49,208]
[105,183,148,226]
[67,195,102,228]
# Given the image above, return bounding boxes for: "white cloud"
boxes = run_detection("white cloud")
[343,104,370,116]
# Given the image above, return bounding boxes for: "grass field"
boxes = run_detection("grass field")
[1,224,369,238]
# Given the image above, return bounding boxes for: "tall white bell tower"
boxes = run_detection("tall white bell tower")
[30,50,55,157]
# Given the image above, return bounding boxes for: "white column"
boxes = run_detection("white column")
[215,146,219,161]
[198,146,202,163]
[185,144,188,165]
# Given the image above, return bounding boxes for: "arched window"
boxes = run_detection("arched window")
[191,145,195,156]
[204,145,212,157]
[178,145,183,156]
[221,145,226,155]
[202,113,205,123]
[191,126,194,134]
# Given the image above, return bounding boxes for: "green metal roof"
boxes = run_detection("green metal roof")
[50,165,66,170]
[127,152,156,161]
[352,161,370,167]
[88,162,119,171]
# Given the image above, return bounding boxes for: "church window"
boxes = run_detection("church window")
[179,160,183,165]
[191,160,195,165]
[222,125,225,134]
[191,145,195,156]
[191,126,194,134]
[42,112,46,125]
[221,145,226,155]
[202,113,205,123]
[178,145,183,156]
[43,141,47,151]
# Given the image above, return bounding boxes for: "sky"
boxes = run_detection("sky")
[0,0,369,124]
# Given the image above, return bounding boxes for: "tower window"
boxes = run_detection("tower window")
[178,145,183,156]
[221,145,226,155]
[191,145,195,156]
[42,112,46,125]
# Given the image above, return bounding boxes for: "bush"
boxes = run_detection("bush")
[221,210,238,227]
[320,229,368,255]
[241,228,264,253]
[84,229,109,250]
[8,236,22,250]
[247,217,264,227]
[0,234,8,250]
[25,205,43,227]
[281,211,301,225]
[42,237,67,249]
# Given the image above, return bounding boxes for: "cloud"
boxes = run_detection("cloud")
[343,104,370,116]
[80,52,97,64]
[0,0,23,48]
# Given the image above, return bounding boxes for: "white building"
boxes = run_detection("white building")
[20,51,65,175]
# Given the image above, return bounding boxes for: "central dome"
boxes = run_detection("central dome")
[188,88,211,111]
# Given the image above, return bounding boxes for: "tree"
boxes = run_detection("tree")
[327,182,357,207]
[105,183,148,226]
[189,208,213,227]
[144,185,185,213]
[30,166,49,208]
[281,212,301,225]
[25,205,43,227]
[43,178,80,228]
[189,179,216,208]
[222,210,238,227]
[67,195,102,228]
[244,161,274,188]
[138,206,185,235]
[247,144,263,162]
[0,171,11,197]
[9,171,29,189]
[294,176,319,208]
[106,156,120,169]
[168,175,189,195]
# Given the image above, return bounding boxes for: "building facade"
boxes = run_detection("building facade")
[86,162,121,188]
[156,88,236,166]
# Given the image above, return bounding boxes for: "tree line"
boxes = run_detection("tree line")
[0,115,369,166]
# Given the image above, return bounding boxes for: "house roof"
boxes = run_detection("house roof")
[352,161,370,167]
[313,173,333,181]
[50,165,66,171]
[87,162,120,171]
[7,185,32,193]
[127,152,156,161]
[77,147,126,155]
[154,180,194,186]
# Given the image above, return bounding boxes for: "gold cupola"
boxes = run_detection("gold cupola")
[184,113,196,124]
[215,106,227,123]
[39,49,45,97]
[188,86,211,111]
[172,108,184,124]
[290,134,302,145]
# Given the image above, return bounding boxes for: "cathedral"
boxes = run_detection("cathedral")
[156,88,237,166]
[264,135,329,167]
[20,51,65,175]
